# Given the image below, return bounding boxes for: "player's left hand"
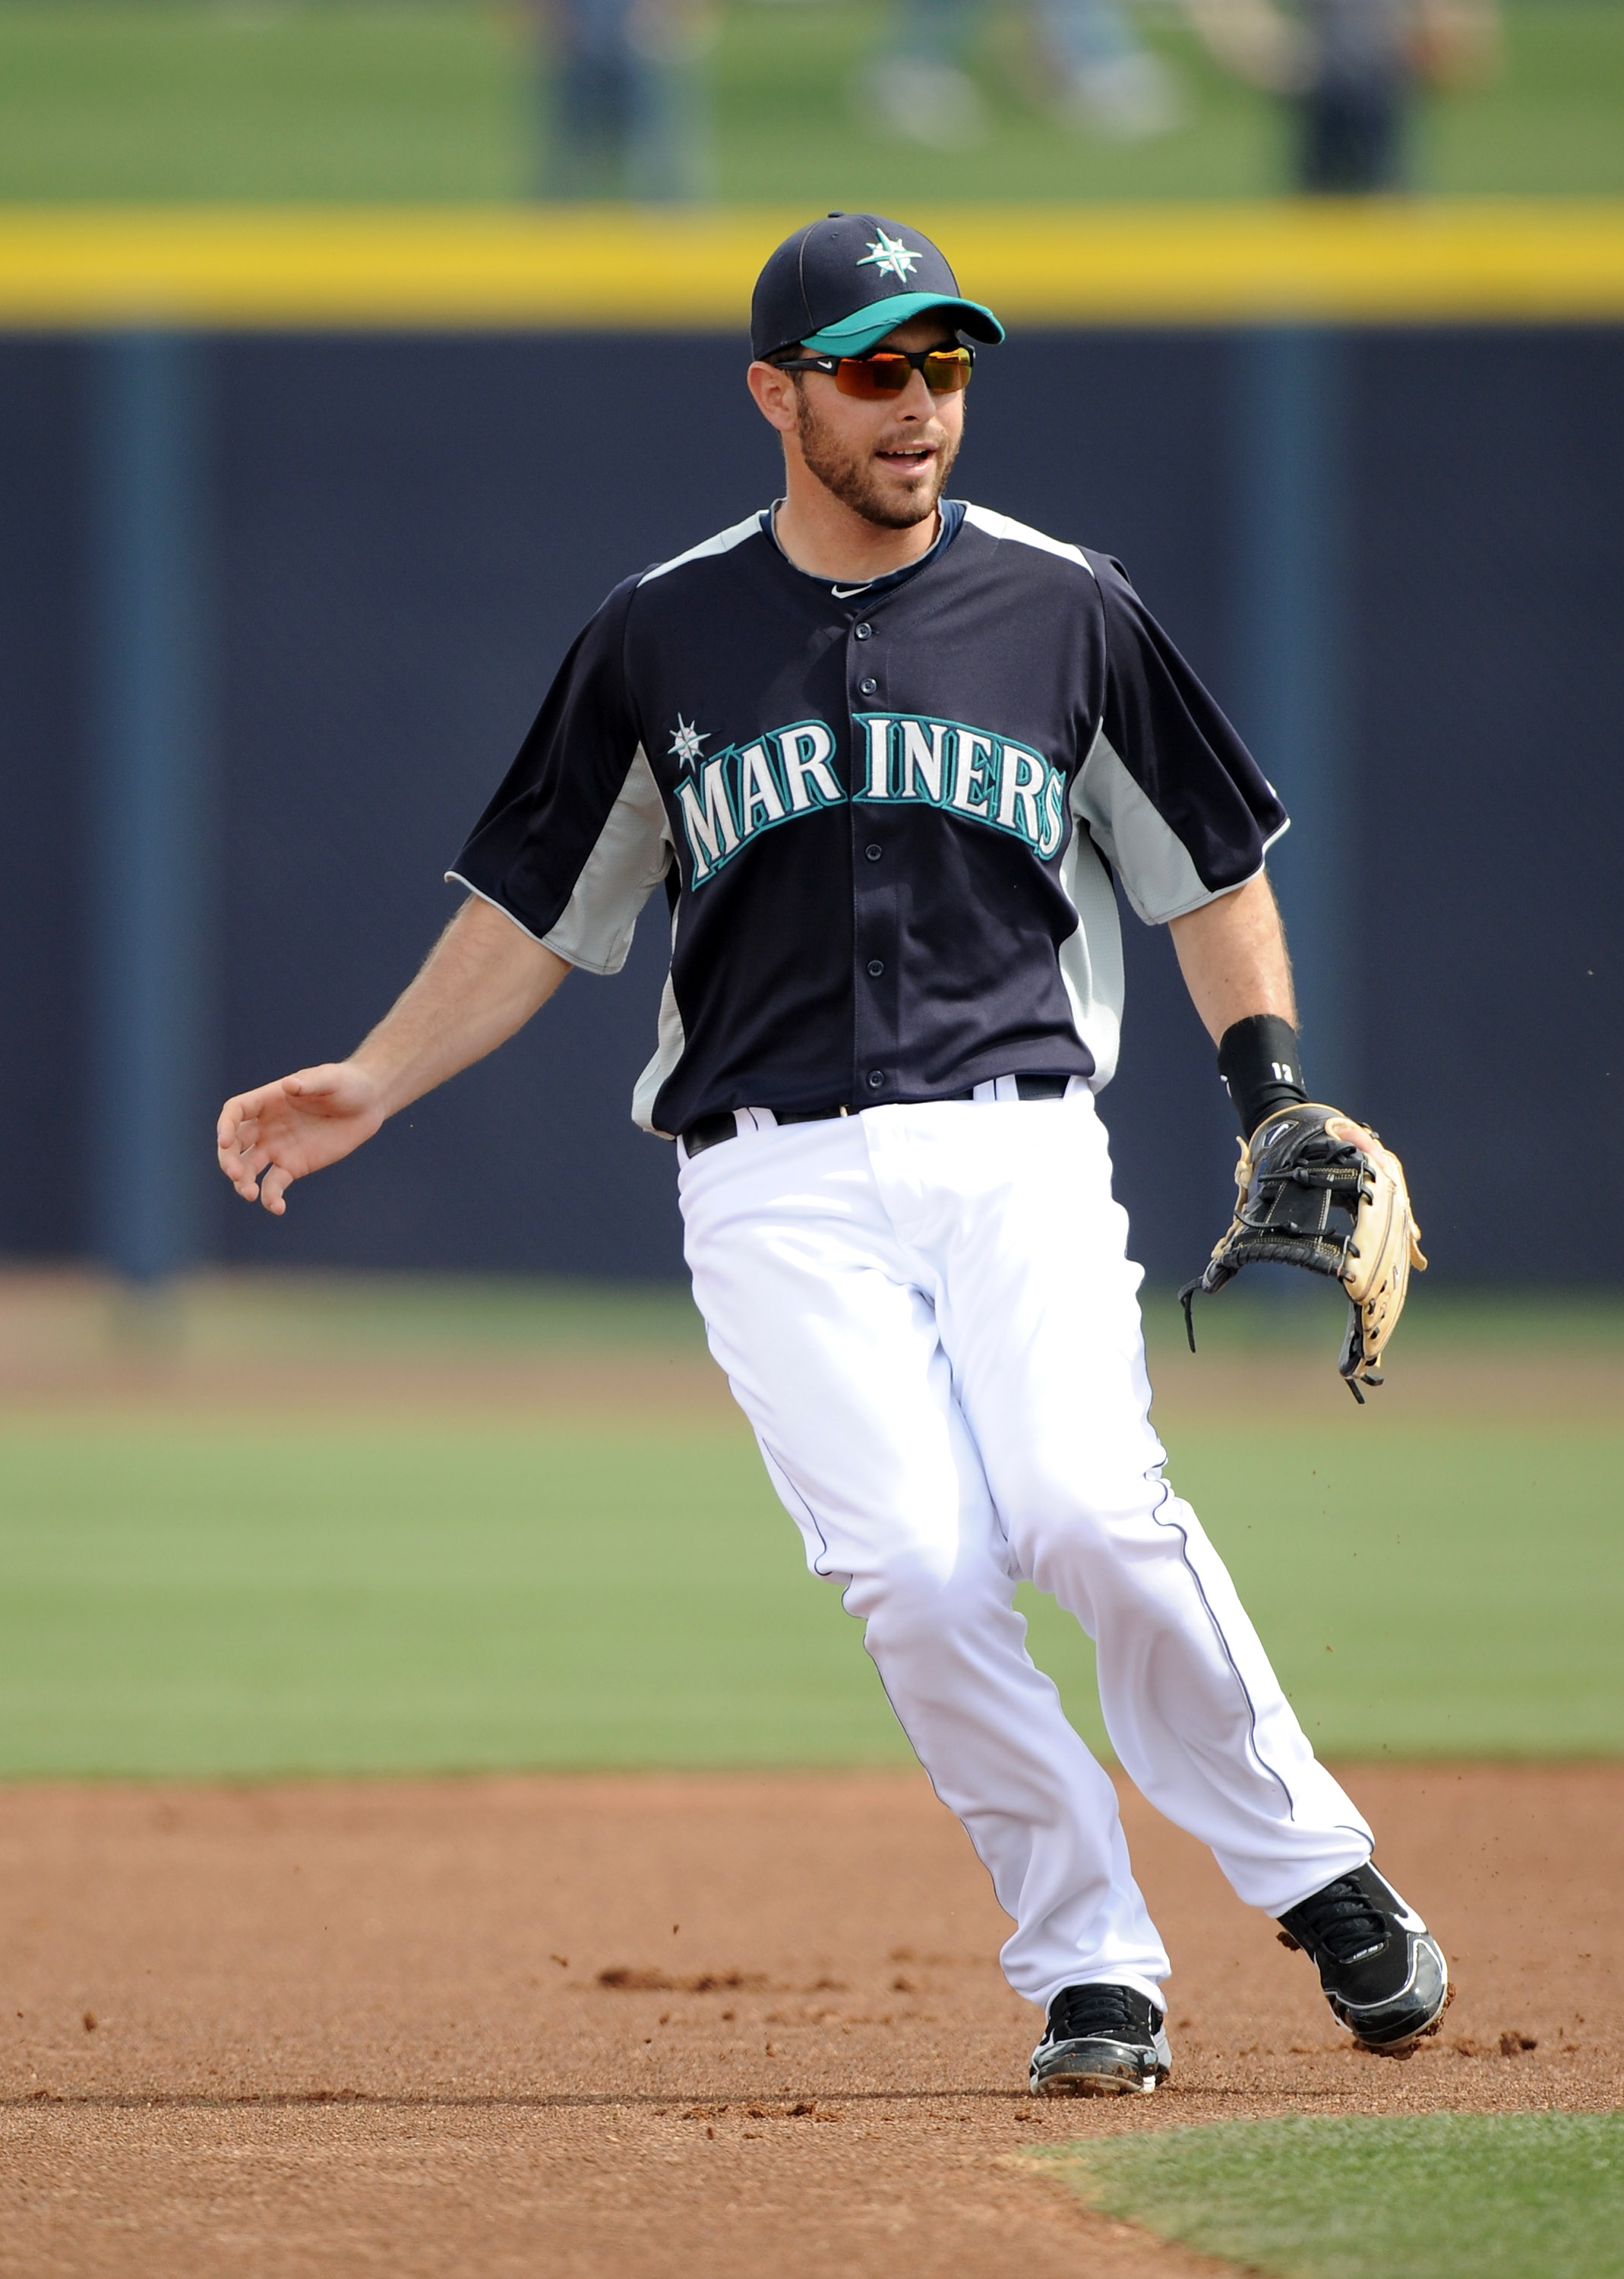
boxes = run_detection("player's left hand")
[1178,1104,1427,1401]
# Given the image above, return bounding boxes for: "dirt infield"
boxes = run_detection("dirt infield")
[2,1765,1619,2277]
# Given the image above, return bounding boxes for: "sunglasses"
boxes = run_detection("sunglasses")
[772,344,975,400]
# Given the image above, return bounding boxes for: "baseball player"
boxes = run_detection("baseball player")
[217,212,1449,2096]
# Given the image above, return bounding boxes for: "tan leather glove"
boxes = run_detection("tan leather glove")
[1179,1105,1427,1402]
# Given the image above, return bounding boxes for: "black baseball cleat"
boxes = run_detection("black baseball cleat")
[1029,1981,1171,2097]
[1276,1861,1450,2055]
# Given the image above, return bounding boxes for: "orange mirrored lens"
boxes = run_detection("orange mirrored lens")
[921,351,973,393]
[834,349,973,400]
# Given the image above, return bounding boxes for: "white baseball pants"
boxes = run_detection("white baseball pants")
[678,1086,1373,2013]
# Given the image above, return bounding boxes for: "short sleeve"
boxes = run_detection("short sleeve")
[1073,552,1288,926]
[447,576,671,972]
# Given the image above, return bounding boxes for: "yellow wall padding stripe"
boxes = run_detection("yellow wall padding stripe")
[2,203,1622,329]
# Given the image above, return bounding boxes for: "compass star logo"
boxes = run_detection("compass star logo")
[858,229,921,284]
[669,716,709,773]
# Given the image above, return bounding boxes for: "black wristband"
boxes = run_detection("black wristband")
[1216,1013,1309,1139]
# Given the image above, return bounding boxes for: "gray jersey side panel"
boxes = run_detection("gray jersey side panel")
[447,745,670,975]
[1077,727,1270,926]
[1057,771,1126,1090]
[536,745,671,975]
[631,899,687,1135]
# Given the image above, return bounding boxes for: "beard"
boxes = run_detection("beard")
[795,390,960,529]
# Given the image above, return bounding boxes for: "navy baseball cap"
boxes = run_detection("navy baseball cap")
[750,212,1004,362]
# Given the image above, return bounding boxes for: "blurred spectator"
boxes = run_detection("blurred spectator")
[1186,0,1499,191]
[862,0,1181,144]
[518,0,716,200]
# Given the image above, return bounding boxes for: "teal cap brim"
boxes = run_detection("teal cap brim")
[800,292,1004,356]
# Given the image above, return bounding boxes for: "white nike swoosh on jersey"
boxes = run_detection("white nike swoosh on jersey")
[830,584,873,598]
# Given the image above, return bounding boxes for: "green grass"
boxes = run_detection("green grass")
[0,1285,1619,1772]
[0,1421,906,1777]
[1427,0,1624,194]
[712,0,1293,205]
[1028,1417,1624,1764]
[1035,2113,1624,2279]
[0,2,526,204]
[0,1,1619,205]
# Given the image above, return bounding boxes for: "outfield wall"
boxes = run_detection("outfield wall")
[2,210,1621,1285]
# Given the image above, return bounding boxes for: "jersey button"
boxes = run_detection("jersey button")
[858,676,878,697]
[867,1070,885,1090]
[853,622,872,640]
[867,958,885,977]
[864,842,883,862]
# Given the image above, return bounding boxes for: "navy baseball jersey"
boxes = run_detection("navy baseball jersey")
[450,503,1288,1137]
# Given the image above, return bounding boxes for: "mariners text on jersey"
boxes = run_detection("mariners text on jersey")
[449,503,1288,1138]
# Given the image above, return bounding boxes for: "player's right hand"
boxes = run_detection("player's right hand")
[216,1062,387,1216]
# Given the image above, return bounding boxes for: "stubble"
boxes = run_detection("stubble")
[795,389,961,530]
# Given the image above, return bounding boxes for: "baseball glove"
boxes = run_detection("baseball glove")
[1178,1105,1427,1402]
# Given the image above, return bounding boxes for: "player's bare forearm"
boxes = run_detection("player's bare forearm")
[352,896,568,1117]
[216,897,568,1215]
[1167,872,1296,1045]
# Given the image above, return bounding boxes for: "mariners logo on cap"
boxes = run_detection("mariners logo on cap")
[857,229,921,283]
[669,717,709,771]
